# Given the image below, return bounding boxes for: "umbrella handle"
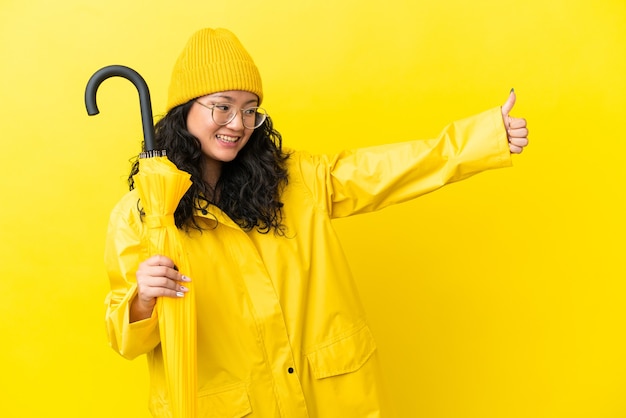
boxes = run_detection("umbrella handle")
[85,65,156,151]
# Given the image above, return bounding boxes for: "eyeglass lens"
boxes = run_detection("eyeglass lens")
[212,106,266,129]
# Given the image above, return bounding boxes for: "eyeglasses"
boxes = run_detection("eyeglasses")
[195,101,268,129]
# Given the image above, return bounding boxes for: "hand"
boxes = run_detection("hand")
[501,89,529,154]
[130,254,191,322]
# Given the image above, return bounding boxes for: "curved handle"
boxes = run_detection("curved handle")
[85,65,156,151]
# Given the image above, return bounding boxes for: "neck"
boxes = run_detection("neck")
[203,160,222,194]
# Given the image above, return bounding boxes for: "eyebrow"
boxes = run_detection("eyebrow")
[208,94,258,105]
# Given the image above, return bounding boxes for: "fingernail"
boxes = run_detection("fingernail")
[510,87,515,93]
[176,291,185,297]
[181,275,191,282]
[180,286,188,292]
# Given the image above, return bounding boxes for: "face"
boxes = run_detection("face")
[186,90,259,181]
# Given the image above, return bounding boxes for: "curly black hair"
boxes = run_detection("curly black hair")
[128,100,290,234]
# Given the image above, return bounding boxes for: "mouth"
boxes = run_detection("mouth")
[216,134,239,144]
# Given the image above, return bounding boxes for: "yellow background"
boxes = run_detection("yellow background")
[1,0,625,417]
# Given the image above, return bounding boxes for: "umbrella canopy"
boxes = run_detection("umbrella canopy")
[135,151,198,418]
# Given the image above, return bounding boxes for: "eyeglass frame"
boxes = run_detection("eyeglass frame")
[194,100,268,129]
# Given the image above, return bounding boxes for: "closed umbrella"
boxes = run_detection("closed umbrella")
[85,65,198,418]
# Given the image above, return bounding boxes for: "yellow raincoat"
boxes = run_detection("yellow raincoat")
[105,107,511,417]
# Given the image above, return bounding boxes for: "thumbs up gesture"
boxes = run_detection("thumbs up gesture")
[501,89,529,154]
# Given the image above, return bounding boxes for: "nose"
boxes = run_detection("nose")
[226,110,246,129]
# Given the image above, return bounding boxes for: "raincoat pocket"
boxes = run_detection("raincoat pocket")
[197,382,252,418]
[306,323,377,379]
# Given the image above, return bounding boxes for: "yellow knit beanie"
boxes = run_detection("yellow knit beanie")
[166,28,263,112]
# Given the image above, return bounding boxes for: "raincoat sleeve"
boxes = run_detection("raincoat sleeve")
[297,106,512,218]
[104,192,161,360]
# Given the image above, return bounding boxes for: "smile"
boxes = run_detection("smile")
[216,134,239,143]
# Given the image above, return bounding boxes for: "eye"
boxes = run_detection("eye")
[242,107,257,116]
[213,103,232,112]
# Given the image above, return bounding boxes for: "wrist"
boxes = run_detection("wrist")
[129,295,155,323]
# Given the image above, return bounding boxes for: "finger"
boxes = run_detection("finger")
[156,277,191,296]
[507,117,527,130]
[507,127,529,138]
[146,254,176,268]
[154,265,181,280]
[508,136,529,147]
[139,285,187,301]
[501,88,516,117]
[155,276,190,292]
[509,143,524,154]
[147,269,191,287]
[140,257,190,282]
[137,274,189,297]
[154,276,180,289]
[137,264,175,281]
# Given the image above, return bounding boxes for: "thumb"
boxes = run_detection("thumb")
[501,88,516,116]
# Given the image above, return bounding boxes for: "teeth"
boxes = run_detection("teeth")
[216,134,238,143]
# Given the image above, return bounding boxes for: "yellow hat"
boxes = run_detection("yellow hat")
[166,28,263,112]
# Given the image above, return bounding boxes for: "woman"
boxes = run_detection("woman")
[105,27,529,417]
